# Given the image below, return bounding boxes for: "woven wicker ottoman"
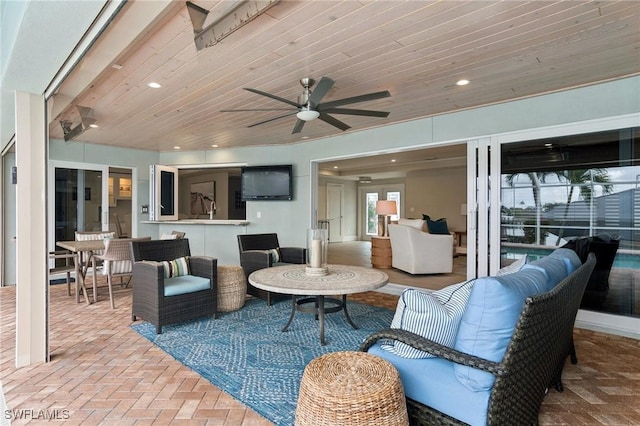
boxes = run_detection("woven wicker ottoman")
[216,265,246,312]
[296,351,408,426]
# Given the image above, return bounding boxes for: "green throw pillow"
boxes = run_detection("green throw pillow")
[162,256,190,278]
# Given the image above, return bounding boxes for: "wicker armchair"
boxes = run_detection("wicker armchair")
[237,233,306,305]
[360,253,596,425]
[130,238,217,333]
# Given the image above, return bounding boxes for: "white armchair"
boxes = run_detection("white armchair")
[388,224,453,274]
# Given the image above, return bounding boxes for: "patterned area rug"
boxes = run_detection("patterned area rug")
[131,297,394,426]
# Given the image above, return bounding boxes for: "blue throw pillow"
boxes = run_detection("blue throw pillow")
[454,268,548,391]
[426,217,450,234]
[382,281,474,358]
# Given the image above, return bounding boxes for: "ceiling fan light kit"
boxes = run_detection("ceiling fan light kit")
[221,77,390,134]
[296,108,320,121]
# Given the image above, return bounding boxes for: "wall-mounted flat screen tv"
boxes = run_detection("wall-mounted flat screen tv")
[241,165,293,201]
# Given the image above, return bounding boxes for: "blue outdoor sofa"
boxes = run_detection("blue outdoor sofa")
[361,248,596,425]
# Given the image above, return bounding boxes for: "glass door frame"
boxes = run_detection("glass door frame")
[358,184,404,240]
[47,160,110,254]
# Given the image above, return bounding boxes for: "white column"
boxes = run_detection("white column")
[14,91,48,367]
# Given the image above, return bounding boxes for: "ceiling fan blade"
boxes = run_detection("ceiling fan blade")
[292,119,306,134]
[319,107,390,118]
[247,111,298,128]
[318,90,391,110]
[308,77,334,107]
[244,88,300,108]
[319,113,351,131]
[221,108,297,112]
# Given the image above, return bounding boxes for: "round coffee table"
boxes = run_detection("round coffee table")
[248,264,389,345]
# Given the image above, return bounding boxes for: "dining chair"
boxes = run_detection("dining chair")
[95,236,151,308]
[113,213,128,238]
[48,250,76,296]
[74,231,115,302]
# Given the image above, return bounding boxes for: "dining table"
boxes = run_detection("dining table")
[56,239,106,305]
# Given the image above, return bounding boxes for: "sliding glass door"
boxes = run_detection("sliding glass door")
[48,161,109,251]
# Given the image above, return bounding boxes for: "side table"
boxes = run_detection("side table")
[371,236,392,269]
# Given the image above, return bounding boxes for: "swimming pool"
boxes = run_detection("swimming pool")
[502,245,640,270]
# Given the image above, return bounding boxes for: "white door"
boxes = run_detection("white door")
[359,185,403,240]
[466,137,501,279]
[326,183,344,242]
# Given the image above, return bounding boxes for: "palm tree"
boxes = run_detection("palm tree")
[553,168,613,244]
[504,172,547,244]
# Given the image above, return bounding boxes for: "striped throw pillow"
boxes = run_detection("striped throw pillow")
[382,281,474,358]
[162,257,190,278]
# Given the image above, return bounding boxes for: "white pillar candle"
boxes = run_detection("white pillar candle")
[311,239,322,268]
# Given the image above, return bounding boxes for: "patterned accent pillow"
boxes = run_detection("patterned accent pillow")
[162,257,190,278]
[382,281,474,358]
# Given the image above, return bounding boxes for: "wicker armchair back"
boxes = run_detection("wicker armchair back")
[237,233,306,305]
[130,238,217,333]
[361,253,596,425]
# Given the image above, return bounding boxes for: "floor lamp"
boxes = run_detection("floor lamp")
[376,200,397,237]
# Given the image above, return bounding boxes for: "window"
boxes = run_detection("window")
[500,127,639,317]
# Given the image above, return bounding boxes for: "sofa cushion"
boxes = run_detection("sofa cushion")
[397,218,425,230]
[548,248,582,274]
[496,254,528,276]
[521,256,569,291]
[369,342,490,426]
[426,217,450,234]
[162,257,190,278]
[382,281,473,358]
[454,268,548,391]
[164,275,211,296]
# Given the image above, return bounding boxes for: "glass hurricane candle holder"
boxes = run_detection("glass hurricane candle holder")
[306,228,328,276]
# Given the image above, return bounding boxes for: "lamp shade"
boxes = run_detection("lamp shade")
[376,200,397,216]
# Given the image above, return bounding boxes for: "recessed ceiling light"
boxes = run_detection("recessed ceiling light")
[391,159,396,163]
[456,79,470,86]
[173,146,181,150]
[211,144,219,148]
[333,166,338,169]
[148,82,162,89]
[89,124,99,128]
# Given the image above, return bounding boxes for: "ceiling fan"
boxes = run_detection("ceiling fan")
[221,77,391,134]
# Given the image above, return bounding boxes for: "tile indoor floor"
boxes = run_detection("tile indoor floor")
[1,275,640,425]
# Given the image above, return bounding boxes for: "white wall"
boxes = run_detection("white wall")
[405,166,467,232]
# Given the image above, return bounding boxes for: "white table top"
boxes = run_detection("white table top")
[248,264,388,295]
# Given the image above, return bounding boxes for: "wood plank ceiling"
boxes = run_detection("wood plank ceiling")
[49,0,640,154]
